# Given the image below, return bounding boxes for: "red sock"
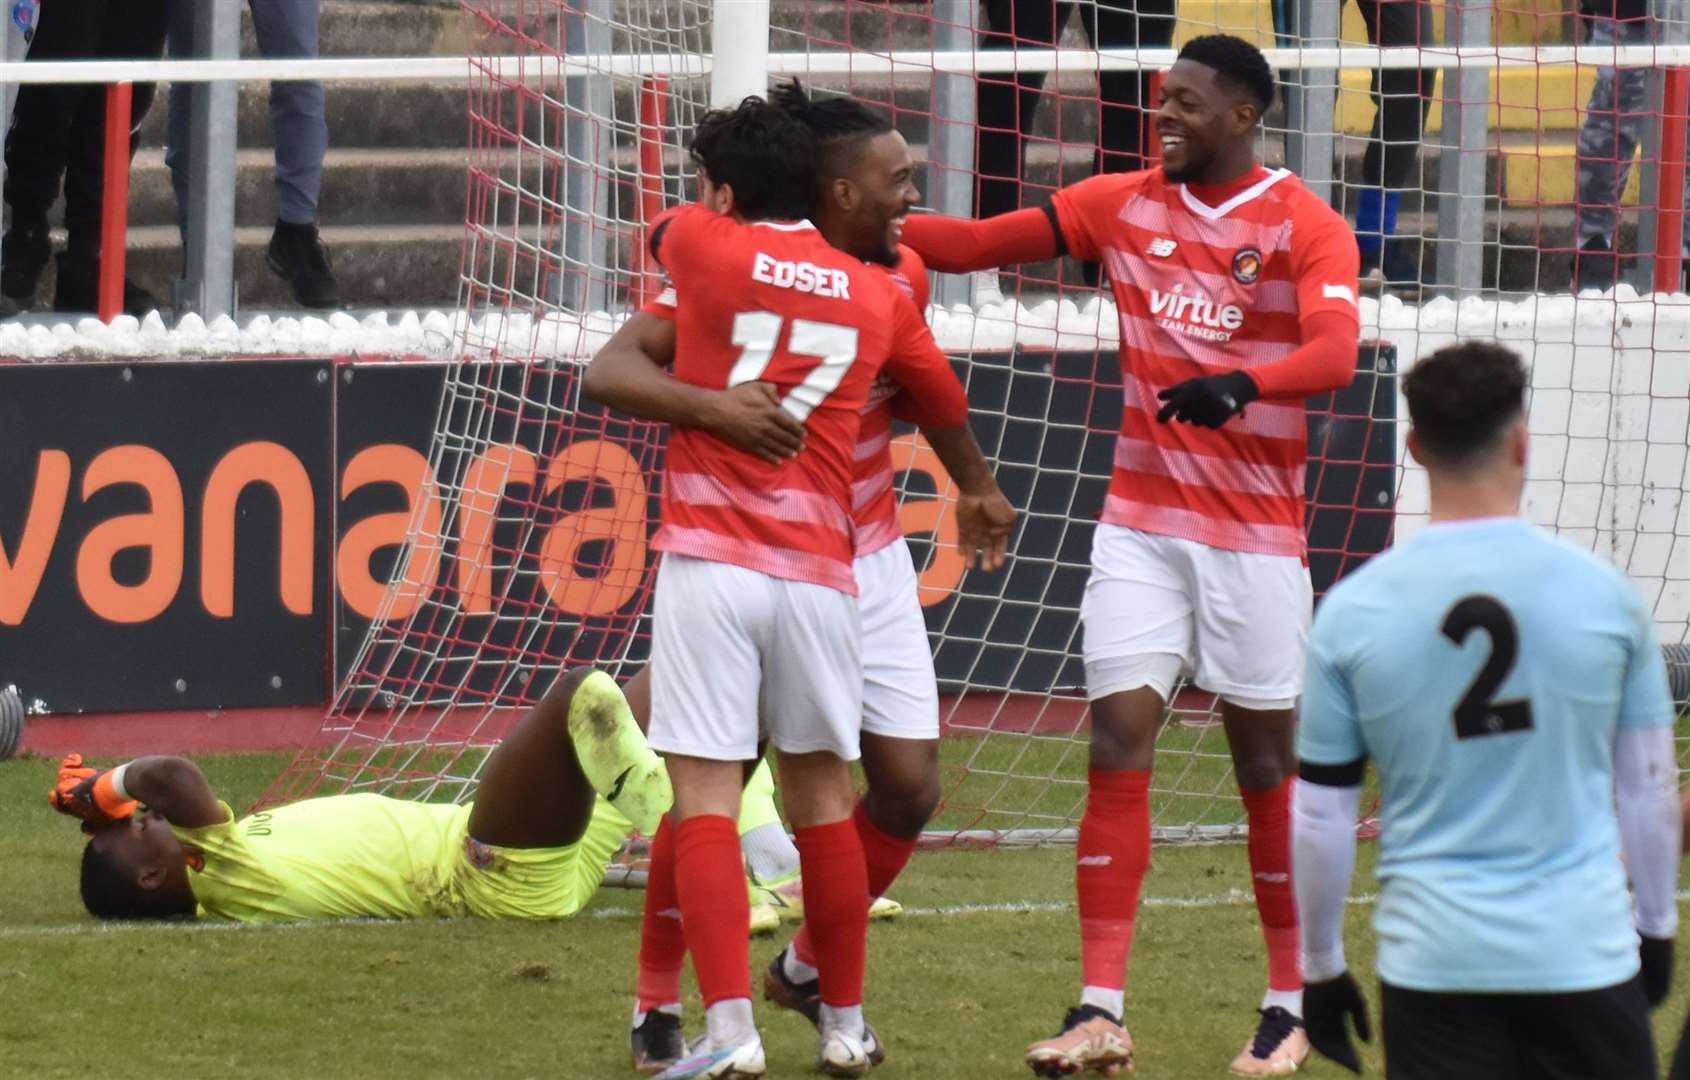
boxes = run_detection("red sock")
[794,819,869,1007]
[674,814,750,1007]
[1077,768,1151,992]
[636,817,684,1013]
[791,799,917,969]
[1240,776,1300,991]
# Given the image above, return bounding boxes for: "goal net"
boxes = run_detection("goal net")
[266,0,1690,845]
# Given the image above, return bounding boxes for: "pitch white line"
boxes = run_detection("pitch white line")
[6,890,1690,938]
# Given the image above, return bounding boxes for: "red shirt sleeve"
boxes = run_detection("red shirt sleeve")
[1290,203,1363,325]
[896,245,931,311]
[640,284,677,320]
[1243,310,1358,400]
[899,207,1060,274]
[1048,173,1131,264]
[880,286,968,429]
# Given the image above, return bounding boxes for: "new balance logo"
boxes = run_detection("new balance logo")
[1145,237,1178,258]
[1077,855,1114,867]
[1254,872,1289,884]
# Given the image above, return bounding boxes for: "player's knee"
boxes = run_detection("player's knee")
[1088,714,1156,771]
[1233,755,1292,794]
[865,773,940,840]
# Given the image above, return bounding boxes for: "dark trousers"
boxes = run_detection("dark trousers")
[4,0,173,253]
[1274,0,1433,191]
[1381,977,1656,1080]
[975,0,1177,219]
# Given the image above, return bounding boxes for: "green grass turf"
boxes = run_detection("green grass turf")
[4,750,1690,1078]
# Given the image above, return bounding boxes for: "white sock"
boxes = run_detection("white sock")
[1261,987,1303,1018]
[1080,985,1125,1020]
[783,946,820,985]
[740,822,800,882]
[819,1002,865,1040]
[631,1001,682,1029]
[704,997,757,1050]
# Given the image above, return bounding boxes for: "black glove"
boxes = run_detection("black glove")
[1155,370,1259,428]
[1641,935,1674,1008]
[1303,972,1371,1074]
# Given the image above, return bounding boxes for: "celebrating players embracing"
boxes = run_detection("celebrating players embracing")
[585,96,1001,1080]
[597,80,1015,1075]
[1294,341,1680,1080]
[899,33,1361,1077]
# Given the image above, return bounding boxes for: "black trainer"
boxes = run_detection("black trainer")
[761,948,886,1065]
[51,252,159,318]
[628,1009,685,1075]
[267,219,339,309]
[1229,1005,1309,1075]
[1574,234,1618,293]
[2,219,51,306]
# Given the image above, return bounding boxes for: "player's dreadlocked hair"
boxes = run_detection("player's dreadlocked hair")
[1177,34,1277,114]
[768,78,893,180]
[1403,341,1529,472]
[80,834,196,921]
[687,95,816,221]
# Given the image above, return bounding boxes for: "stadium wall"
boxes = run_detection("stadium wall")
[3,294,1685,755]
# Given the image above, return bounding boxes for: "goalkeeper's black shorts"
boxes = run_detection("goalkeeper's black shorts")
[1380,976,1654,1080]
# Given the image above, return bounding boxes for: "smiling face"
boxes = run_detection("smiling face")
[1155,58,1261,185]
[822,129,920,266]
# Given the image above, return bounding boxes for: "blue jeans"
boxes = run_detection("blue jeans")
[166,0,325,227]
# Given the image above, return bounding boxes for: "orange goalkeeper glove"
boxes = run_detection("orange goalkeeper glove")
[48,754,138,828]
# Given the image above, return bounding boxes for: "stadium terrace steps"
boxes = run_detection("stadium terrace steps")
[43,0,1627,313]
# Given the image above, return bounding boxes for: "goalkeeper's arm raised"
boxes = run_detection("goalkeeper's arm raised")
[52,756,227,829]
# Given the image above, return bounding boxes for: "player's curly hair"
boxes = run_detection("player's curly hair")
[769,78,893,162]
[1403,341,1529,472]
[80,836,195,921]
[687,95,816,221]
[1177,34,1277,114]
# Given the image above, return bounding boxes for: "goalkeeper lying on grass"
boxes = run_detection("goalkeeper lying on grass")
[51,668,706,923]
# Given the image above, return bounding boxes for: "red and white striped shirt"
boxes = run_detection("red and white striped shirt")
[647,207,967,593]
[647,242,936,562]
[1050,166,1360,557]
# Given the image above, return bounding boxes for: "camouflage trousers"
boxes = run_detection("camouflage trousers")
[1576,15,1690,250]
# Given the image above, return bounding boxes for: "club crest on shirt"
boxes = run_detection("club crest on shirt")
[1231,248,1263,285]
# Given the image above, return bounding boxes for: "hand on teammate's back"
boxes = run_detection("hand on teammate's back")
[1641,936,1674,1007]
[1155,371,1260,429]
[701,381,806,464]
[1302,972,1371,1074]
[954,488,1016,572]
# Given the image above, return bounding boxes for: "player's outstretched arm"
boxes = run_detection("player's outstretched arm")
[899,206,1061,274]
[584,311,805,464]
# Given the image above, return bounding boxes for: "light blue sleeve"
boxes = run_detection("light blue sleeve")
[1617,584,1674,730]
[1298,608,1367,765]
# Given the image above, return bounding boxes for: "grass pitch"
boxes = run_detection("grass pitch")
[3,752,1689,1079]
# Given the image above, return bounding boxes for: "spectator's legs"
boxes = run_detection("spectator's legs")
[3,0,101,300]
[976,0,1066,219]
[250,0,325,226]
[1571,15,1651,292]
[1084,0,1175,180]
[53,0,170,312]
[1354,0,1433,278]
[164,0,199,239]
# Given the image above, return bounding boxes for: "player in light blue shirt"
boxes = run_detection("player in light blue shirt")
[1291,340,1680,1080]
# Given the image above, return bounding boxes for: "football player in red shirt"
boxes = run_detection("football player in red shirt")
[899,34,1361,1078]
[597,81,1016,1076]
[585,97,1003,1080]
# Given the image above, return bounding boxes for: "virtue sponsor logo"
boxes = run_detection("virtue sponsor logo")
[1147,284,1244,342]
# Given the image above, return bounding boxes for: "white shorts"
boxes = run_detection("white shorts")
[856,540,940,741]
[1079,524,1311,710]
[648,554,864,761]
